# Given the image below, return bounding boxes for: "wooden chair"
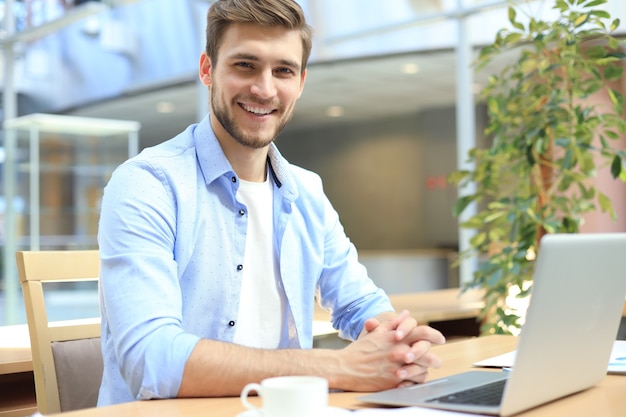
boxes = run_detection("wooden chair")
[16,250,103,414]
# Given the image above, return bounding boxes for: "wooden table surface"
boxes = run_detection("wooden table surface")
[313,287,484,324]
[2,289,625,417]
[49,335,626,417]
[0,325,32,375]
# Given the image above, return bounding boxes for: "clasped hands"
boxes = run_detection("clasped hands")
[340,309,446,392]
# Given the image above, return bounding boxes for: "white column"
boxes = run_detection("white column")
[3,0,19,324]
[454,0,478,286]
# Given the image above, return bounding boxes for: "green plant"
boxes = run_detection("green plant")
[449,0,626,335]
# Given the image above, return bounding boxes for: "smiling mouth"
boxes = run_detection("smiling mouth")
[240,103,276,116]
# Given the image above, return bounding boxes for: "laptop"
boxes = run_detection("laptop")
[359,233,626,416]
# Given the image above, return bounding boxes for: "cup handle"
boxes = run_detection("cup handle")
[240,383,262,410]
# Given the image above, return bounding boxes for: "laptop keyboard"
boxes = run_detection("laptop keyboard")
[426,378,506,406]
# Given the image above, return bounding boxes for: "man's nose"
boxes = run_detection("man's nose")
[250,70,277,99]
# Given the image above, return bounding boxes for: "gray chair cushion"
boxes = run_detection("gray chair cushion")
[51,337,103,411]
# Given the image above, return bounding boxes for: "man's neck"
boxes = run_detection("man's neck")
[211,115,269,182]
[228,149,268,182]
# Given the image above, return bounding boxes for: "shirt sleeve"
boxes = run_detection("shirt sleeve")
[311,178,395,340]
[98,159,200,400]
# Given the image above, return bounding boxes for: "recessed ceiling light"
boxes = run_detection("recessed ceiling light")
[156,101,175,113]
[402,63,420,75]
[326,106,344,117]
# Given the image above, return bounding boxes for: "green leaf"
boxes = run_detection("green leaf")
[608,37,620,50]
[574,13,590,27]
[453,195,475,217]
[586,45,607,59]
[484,211,507,223]
[562,149,575,169]
[504,32,523,45]
[598,192,616,220]
[470,232,487,247]
[526,145,536,166]
[448,170,470,185]
[590,10,611,19]
[562,217,580,233]
[605,130,620,139]
[611,155,622,179]
[508,7,524,31]
[555,0,569,12]
[487,97,501,117]
[585,0,608,6]
[555,137,570,148]
[599,135,609,149]
[608,88,625,114]
[487,268,504,287]
[577,182,596,199]
[461,217,485,229]
[604,65,623,81]
[610,18,620,32]
[607,51,626,59]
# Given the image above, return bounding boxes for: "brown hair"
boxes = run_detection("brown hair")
[206,0,313,71]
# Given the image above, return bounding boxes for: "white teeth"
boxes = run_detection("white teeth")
[242,104,273,115]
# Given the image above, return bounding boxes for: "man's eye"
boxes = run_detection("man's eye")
[276,67,294,75]
[235,62,253,68]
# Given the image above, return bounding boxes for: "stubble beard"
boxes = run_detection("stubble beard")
[211,88,293,149]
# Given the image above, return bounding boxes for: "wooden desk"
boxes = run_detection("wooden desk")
[3,289,624,416]
[0,325,37,417]
[314,287,484,323]
[1,289,480,416]
[314,287,485,341]
[48,335,626,417]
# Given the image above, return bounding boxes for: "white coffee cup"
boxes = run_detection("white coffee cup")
[240,375,328,417]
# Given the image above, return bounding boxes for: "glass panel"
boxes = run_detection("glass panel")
[1,113,139,325]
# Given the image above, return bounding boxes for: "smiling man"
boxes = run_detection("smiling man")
[97,0,445,406]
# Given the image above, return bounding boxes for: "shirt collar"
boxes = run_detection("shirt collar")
[194,114,299,202]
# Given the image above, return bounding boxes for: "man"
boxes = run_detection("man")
[97,0,445,406]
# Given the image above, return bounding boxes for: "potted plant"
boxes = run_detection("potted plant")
[449,0,626,335]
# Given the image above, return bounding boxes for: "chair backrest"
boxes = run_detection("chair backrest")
[16,250,102,414]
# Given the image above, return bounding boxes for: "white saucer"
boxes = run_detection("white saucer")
[236,406,351,417]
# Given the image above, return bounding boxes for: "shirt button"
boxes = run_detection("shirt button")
[231,176,237,183]
[228,320,235,327]
[239,209,245,216]
[237,264,243,271]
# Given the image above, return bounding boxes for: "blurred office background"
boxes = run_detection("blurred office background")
[0,0,625,325]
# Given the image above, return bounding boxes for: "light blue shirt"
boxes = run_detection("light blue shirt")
[97,115,393,406]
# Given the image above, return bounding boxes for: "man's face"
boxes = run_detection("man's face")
[200,23,307,149]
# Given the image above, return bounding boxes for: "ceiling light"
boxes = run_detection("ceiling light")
[402,63,420,75]
[156,101,175,113]
[326,106,344,118]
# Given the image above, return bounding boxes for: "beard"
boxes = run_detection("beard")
[211,86,293,149]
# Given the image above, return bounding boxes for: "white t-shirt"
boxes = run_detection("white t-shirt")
[233,177,285,348]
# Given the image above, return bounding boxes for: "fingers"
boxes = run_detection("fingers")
[342,322,444,392]
[385,338,442,370]
[362,317,380,334]
[396,364,430,385]
[392,312,417,341]
[402,340,430,364]
[389,313,445,347]
[400,342,442,369]
[356,311,445,390]
[383,309,411,333]
[395,351,443,383]
[362,310,411,337]
[399,324,446,346]
[415,350,443,369]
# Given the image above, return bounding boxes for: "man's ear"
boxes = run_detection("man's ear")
[199,52,212,86]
